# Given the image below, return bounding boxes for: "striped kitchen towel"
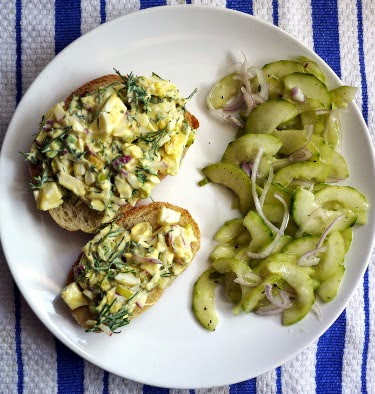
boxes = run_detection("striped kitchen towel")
[0,0,374,393]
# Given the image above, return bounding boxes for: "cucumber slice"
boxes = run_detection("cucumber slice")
[310,135,333,182]
[240,274,282,313]
[330,86,357,109]
[263,60,305,79]
[222,134,282,165]
[329,151,349,180]
[277,114,302,130]
[300,111,325,135]
[292,187,358,234]
[292,187,319,225]
[263,59,325,83]
[207,73,241,109]
[214,218,244,243]
[283,73,331,109]
[267,260,315,325]
[314,185,368,224]
[296,57,326,83]
[273,129,309,155]
[212,258,260,284]
[283,235,321,257]
[318,266,345,302]
[263,183,292,206]
[314,231,346,281]
[324,113,340,148]
[273,162,324,188]
[210,245,238,261]
[235,230,252,245]
[291,98,325,112]
[193,268,219,331]
[234,245,251,264]
[273,235,293,253]
[252,253,299,276]
[268,77,284,99]
[243,211,274,252]
[245,100,298,134]
[341,228,353,253]
[202,163,253,214]
[263,204,285,225]
[223,273,242,304]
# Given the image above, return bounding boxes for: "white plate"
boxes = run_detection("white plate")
[1,5,374,389]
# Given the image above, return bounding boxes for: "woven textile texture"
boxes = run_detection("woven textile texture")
[0,0,374,393]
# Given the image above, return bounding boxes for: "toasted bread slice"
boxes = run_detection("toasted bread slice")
[30,75,199,233]
[66,202,200,330]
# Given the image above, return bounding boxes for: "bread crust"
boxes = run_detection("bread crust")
[29,75,199,233]
[67,202,201,330]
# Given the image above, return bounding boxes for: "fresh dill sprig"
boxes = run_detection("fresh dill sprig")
[186,87,198,100]
[86,299,131,333]
[19,151,38,164]
[30,170,53,190]
[138,129,168,159]
[114,69,150,109]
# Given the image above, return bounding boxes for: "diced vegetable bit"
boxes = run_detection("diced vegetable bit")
[61,208,197,333]
[194,54,367,330]
[61,283,89,310]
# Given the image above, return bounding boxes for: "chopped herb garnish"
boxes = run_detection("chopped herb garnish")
[138,129,168,159]
[19,151,38,164]
[186,87,198,100]
[30,170,53,190]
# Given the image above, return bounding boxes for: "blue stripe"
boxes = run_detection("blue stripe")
[15,0,24,392]
[140,0,167,9]
[316,312,346,394]
[14,286,23,394]
[230,378,256,393]
[311,0,341,77]
[276,367,282,393]
[226,0,253,14]
[272,0,278,26]
[189,390,195,394]
[143,386,169,394]
[55,340,84,394]
[312,1,345,392]
[102,371,109,394]
[356,2,369,391]
[186,0,192,4]
[100,0,106,24]
[55,0,81,54]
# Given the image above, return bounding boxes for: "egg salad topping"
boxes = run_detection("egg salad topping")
[26,72,197,221]
[61,206,197,333]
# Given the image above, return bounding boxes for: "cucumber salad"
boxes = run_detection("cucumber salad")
[193,55,369,329]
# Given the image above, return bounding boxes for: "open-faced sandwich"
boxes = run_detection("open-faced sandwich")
[61,202,200,334]
[25,72,199,232]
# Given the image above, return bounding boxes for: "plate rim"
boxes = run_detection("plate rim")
[1,4,375,389]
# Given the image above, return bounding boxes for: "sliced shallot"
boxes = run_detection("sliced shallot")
[255,305,285,316]
[131,255,163,265]
[297,214,345,266]
[311,303,322,321]
[248,193,289,259]
[290,86,306,102]
[251,148,283,235]
[265,283,293,309]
